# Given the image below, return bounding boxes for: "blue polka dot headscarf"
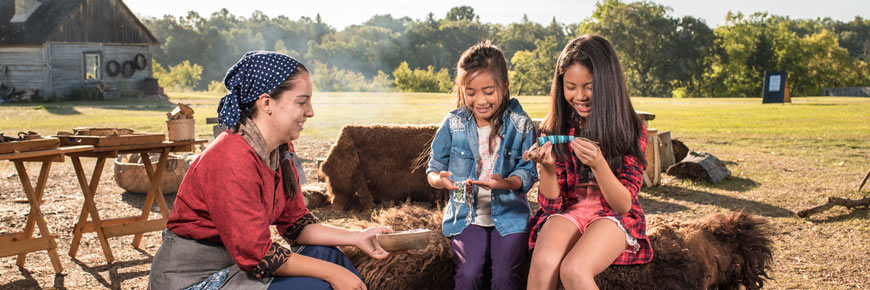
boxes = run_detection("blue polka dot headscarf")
[218,51,302,128]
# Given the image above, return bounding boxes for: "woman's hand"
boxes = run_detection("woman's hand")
[569,138,606,169]
[325,266,367,290]
[354,227,392,260]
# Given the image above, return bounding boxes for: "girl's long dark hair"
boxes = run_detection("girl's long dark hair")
[238,65,309,199]
[539,35,645,172]
[452,40,511,153]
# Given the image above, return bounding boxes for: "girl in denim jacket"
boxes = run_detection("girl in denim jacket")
[426,40,537,290]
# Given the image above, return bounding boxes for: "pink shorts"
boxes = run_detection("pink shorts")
[551,186,640,253]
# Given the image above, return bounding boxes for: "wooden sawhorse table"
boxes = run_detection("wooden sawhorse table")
[65,139,206,263]
[0,145,93,273]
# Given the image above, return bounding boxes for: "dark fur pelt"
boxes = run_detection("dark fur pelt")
[343,203,454,290]
[348,206,773,290]
[318,124,446,211]
[594,212,773,290]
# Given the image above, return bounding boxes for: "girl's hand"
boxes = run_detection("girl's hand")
[525,141,555,168]
[437,171,459,190]
[325,267,367,290]
[569,138,606,169]
[354,227,392,260]
[469,174,508,190]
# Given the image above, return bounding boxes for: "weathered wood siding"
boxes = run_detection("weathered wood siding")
[102,44,152,90]
[48,42,99,97]
[48,0,157,45]
[48,43,152,98]
[0,45,46,91]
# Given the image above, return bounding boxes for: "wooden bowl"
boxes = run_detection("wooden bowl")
[376,229,433,252]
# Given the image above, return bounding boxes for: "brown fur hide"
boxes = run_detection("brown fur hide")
[346,205,773,290]
[318,124,446,210]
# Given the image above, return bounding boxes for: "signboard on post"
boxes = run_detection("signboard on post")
[762,71,790,103]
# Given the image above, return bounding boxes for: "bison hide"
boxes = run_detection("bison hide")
[318,124,446,211]
[346,204,773,290]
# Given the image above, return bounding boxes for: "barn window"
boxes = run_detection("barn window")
[83,53,101,81]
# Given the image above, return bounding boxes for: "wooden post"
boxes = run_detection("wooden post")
[644,128,661,187]
[658,130,675,172]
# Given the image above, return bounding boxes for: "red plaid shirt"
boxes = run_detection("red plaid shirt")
[529,127,653,265]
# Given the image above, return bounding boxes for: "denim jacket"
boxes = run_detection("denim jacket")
[427,98,537,237]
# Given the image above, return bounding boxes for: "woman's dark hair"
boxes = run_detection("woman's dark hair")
[238,64,308,199]
[539,35,645,172]
[452,40,511,153]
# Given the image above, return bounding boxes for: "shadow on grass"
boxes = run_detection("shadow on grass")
[44,106,81,115]
[71,257,152,290]
[120,191,176,214]
[1,98,175,115]
[705,175,761,192]
[645,185,794,217]
[638,195,689,214]
[804,207,869,224]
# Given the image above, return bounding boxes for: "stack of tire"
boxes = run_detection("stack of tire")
[105,53,147,78]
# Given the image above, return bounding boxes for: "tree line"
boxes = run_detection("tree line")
[143,0,870,97]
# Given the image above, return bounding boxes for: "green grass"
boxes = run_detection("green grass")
[3,92,867,143]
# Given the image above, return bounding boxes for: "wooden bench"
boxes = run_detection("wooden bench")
[0,145,93,273]
[65,139,207,264]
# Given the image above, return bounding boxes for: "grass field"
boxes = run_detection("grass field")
[1,93,869,288]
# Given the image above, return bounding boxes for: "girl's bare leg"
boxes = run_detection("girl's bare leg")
[527,216,580,290]
[559,219,627,290]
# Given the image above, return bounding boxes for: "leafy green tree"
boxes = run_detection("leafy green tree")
[311,61,394,92]
[306,25,403,78]
[709,12,869,97]
[153,60,202,91]
[446,6,478,22]
[392,62,452,92]
[510,36,560,96]
[208,80,227,93]
[583,0,679,97]
[497,15,548,60]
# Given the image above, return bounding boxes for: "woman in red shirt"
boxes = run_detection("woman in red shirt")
[150,51,391,290]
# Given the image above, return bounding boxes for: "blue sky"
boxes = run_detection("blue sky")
[125,0,869,29]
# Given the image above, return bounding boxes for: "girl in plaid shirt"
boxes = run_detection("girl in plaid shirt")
[524,35,653,290]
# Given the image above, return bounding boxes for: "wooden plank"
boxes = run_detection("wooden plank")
[0,145,92,161]
[95,134,165,146]
[0,232,26,244]
[0,237,53,257]
[658,131,676,171]
[80,216,140,233]
[102,219,167,238]
[643,128,661,187]
[84,139,204,153]
[0,138,59,154]
[636,110,656,121]
[18,154,64,163]
[57,133,165,147]
[68,156,114,263]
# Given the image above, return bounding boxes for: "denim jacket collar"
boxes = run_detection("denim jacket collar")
[455,98,524,124]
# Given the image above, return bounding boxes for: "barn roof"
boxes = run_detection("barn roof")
[0,0,158,45]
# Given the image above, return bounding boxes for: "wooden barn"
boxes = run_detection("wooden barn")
[0,0,159,100]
